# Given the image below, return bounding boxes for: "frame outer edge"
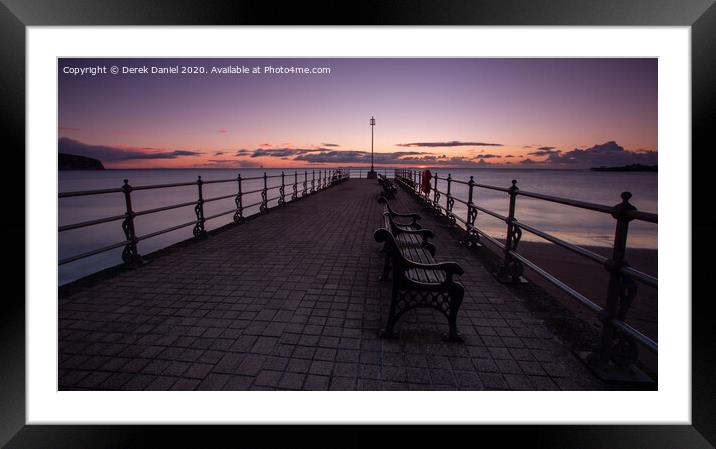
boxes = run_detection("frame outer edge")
[0,2,26,449]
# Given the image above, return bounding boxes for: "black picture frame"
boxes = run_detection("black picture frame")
[2,1,714,447]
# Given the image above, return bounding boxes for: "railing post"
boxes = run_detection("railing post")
[292,171,298,200]
[260,172,268,213]
[233,173,244,223]
[303,171,308,196]
[120,179,143,266]
[496,180,526,283]
[417,170,421,196]
[446,173,456,225]
[461,175,481,247]
[318,170,322,190]
[588,192,640,374]
[432,172,440,213]
[278,171,286,206]
[193,175,207,239]
[311,170,316,193]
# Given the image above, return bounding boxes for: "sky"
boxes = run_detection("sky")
[58,58,658,169]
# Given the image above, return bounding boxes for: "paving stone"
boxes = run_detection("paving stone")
[146,376,179,390]
[173,378,201,391]
[120,374,156,391]
[197,373,231,390]
[279,372,306,390]
[254,370,283,388]
[223,375,253,390]
[304,375,330,390]
[329,377,357,390]
[184,363,214,379]
[358,364,381,380]
[286,358,311,374]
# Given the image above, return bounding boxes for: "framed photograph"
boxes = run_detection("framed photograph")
[3,0,714,447]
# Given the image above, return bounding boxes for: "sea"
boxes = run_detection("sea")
[58,168,657,285]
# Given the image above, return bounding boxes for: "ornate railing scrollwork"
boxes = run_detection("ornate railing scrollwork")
[278,172,286,206]
[259,173,268,214]
[233,174,244,223]
[461,203,480,247]
[121,215,140,264]
[120,179,143,266]
[193,176,207,238]
[292,172,298,200]
[497,180,524,283]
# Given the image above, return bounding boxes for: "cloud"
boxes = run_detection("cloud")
[235,149,252,156]
[290,150,507,167]
[294,150,425,164]
[521,158,536,164]
[528,148,561,156]
[200,159,262,168]
[251,147,330,158]
[396,140,503,148]
[218,129,229,133]
[58,137,202,162]
[545,141,657,167]
[236,159,263,167]
[320,143,340,147]
[214,151,225,156]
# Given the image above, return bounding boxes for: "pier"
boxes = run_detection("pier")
[58,173,656,391]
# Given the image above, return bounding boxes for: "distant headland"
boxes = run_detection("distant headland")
[590,164,657,172]
[59,153,105,170]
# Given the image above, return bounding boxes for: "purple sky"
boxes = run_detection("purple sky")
[58,58,657,168]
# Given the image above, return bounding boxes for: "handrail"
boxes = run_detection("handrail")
[393,168,658,370]
[516,189,615,215]
[59,187,123,198]
[58,213,126,232]
[135,200,198,217]
[59,169,351,267]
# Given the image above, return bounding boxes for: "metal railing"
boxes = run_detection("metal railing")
[346,167,389,179]
[59,168,350,267]
[394,168,657,374]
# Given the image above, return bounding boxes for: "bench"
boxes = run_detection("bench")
[378,196,422,230]
[377,174,397,199]
[374,205,465,342]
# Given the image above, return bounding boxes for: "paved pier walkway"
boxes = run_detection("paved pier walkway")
[59,179,604,390]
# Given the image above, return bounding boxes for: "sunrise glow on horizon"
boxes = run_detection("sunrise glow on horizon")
[58,58,658,169]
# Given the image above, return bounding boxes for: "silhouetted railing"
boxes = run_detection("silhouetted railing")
[59,169,350,267]
[346,168,389,179]
[394,168,657,375]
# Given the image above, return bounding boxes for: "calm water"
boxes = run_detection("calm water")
[58,168,657,285]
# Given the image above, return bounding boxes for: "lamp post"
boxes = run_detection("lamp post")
[367,116,377,179]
